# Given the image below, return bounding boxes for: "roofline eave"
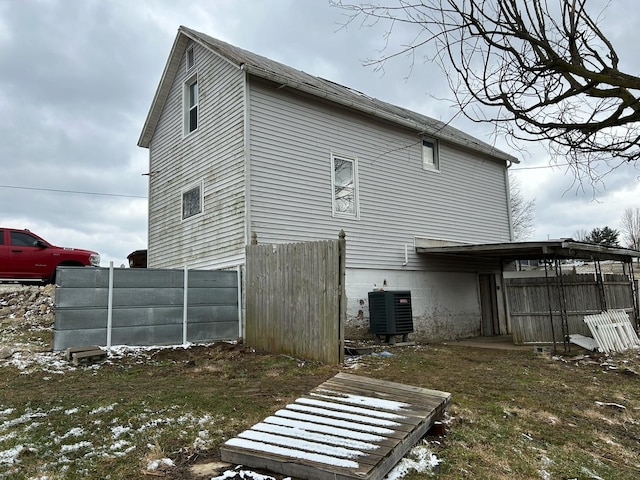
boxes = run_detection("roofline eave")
[242,64,519,164]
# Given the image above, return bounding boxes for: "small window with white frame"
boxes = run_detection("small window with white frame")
[181,182,203,220]
[186,45,195,71]
[422,138,439,171]
[183,74,198,136]
[331,153,359,218]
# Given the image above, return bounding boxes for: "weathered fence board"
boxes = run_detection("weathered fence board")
[506,273,637,344]
[54,267,239,351]
[245,235,346,364]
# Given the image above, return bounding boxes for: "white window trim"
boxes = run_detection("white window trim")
[422,137,440,172]
[186,45,195,71]
[330,152,360,219]
[181,180,204,221]
[183,71,199,138]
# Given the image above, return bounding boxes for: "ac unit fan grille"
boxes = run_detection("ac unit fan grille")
[368,291,414,335]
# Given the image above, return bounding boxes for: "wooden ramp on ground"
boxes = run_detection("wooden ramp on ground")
[220,372,451,480]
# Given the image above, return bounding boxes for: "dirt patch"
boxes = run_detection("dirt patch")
[151,342,250,363]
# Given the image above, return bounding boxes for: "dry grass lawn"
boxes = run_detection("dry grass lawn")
[1,285,639,479]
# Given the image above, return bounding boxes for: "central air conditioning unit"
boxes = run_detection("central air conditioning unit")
[368,290,413,344]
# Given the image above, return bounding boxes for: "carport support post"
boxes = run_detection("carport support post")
[107,261,114,348]
[183,266,188,346]
[543,256,557,352]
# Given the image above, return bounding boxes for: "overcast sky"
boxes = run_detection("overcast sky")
[1,0,639,267]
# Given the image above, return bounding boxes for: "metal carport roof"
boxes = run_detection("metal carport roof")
[414,239,640,262]
[415,238,640,351]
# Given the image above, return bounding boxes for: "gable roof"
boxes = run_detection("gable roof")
[138,26,518,164]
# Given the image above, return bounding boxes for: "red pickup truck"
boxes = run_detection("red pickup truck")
[0,228,100,283]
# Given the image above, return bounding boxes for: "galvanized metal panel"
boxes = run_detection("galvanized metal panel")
[53,322,238,351]
[55,305,238,330]
[53,328,107,351]
[54,267,239,350]
[56,286,238,308]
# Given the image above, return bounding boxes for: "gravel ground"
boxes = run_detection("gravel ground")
[0,284,56,362]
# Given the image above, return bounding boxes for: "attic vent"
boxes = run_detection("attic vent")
[186,46,195,70]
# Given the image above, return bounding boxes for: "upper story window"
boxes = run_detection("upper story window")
[422,138,440,171]
[331,153,359,218]
[184,74,198,136]
[186,46,195,71]
[182,182,203,220]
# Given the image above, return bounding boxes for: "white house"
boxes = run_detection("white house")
[138,26,519,342]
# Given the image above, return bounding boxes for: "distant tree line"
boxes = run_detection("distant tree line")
[573,208,640,249]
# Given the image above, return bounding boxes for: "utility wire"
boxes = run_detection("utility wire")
[0,184,147,199]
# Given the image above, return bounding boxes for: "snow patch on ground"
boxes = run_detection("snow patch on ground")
[384,441,441,479]
[147,457,175,471]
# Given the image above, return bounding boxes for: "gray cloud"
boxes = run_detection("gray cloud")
[1,0,638,267]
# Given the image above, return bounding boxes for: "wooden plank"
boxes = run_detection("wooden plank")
[297,393,432,423]
[65,345,101,361]
[317,377,449,407]
[220,372,450,480]
[323,373,451,406]
[71,349,107,366]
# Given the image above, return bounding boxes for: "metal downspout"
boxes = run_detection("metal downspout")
[241,65,252,248]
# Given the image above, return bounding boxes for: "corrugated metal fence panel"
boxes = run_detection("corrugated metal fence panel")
[53,267,239,351]
[506,273,636,344]
[245,238,345,364]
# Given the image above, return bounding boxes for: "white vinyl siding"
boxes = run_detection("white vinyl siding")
[247,79,511,270]
[147,42,246,269]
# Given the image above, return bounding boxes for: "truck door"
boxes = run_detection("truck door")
[0,229,10,277]
[8,230,51,280]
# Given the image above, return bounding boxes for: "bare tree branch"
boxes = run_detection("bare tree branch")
[509,175,535,240]
[334,0,640,185]
[620,207,640,250]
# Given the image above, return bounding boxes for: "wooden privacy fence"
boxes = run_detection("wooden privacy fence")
[506,273,637,344]
[245,232,346,364]
[54,266,240,351]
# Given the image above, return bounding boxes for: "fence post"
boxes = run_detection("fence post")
[183,266,189,346]
[237,265,243,340]
[107,261,114,348]
[338,230,346,364]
